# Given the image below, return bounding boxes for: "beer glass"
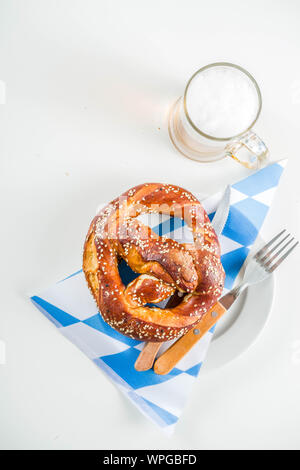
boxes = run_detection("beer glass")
[168,63,268,169]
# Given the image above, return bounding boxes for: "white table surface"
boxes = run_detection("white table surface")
[1,0,300,450]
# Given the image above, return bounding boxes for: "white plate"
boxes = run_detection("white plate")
[202,240,275,372]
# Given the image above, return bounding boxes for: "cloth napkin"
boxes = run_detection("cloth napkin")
[30,160,286,434]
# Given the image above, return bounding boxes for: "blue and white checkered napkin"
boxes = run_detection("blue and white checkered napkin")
[31,161,286,434]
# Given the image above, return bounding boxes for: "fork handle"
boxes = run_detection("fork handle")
[154,301,227,375]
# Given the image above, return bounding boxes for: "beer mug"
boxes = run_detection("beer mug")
[168,63,268,169]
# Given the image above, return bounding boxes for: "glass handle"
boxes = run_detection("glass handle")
[225,131,269,169]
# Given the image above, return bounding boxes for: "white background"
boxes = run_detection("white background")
[0,0,300,450]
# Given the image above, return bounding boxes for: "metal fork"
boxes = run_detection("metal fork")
[153,230,299,375]
[230,229,299,300]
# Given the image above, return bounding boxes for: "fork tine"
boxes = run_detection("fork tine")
[259,233,290,262]
[268,241,299,272]
[263,236,294,267]
[255,229,286,259]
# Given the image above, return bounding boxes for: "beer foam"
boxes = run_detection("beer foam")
[185,65,259,139]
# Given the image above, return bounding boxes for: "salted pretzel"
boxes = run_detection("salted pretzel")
[83,183,225,342]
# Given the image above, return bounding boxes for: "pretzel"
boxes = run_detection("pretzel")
[83,183,225,341]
